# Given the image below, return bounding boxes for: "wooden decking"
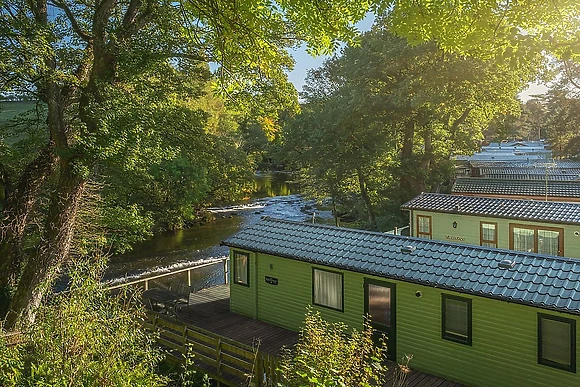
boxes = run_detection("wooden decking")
[148,285,466,387]
[383,363,467,387]
[174,285,298,355]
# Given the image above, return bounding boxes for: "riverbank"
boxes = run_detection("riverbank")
[105,173,332,286]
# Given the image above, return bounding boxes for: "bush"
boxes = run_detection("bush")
[161,344,210,387]
[279,308,388,387]
[0,260,166,387]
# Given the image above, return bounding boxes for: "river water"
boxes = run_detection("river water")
[105,173,328,289]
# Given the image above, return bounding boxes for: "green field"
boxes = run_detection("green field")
[0,100,39,123]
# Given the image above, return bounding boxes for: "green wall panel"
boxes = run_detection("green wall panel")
[411,210,580,259]
[229,249,256,318]
[255,253,364,331]
[395,283,580,387]
[229,247,580,387]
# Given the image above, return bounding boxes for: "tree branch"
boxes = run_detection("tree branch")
[122,0,142,28]
[450,107,473,133]
[25,0,41,22]
[563,60,580,91]
[119,0,155,40]
[62,47,93,101]
[94,0,116,44]
[48,0,93,42]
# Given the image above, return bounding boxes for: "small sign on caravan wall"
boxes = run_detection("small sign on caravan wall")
[445,235,466,241]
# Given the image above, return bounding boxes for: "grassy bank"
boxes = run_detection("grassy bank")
[0,100,39,123]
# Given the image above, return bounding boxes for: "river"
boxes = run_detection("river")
[105,172,330,289]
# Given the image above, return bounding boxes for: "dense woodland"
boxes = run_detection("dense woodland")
[1,0,580,385]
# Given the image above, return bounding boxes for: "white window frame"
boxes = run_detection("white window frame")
[233,251,249,286]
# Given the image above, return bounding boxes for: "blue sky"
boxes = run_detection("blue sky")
[286,13,375,94]
[286,14,546,101]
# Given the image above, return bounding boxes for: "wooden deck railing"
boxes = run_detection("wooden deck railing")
[144,311,282,387]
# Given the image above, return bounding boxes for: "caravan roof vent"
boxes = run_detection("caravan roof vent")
[400,245,416,254]
[498,259,516,269]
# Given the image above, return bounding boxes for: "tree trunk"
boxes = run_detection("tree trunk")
[416,130,432,192]
[356,166,376,228]
[0,143,57,288]
[4,159,86,329]
[0,143,57,319]
[332,197,339,227]
[2,0,133,329]
[399,119,417,195]
[449,108,472,145]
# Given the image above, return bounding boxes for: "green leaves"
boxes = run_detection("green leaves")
[284,23,528,230]
[278,308,388,387]
[0,0,386,328]
[0,261,166,386]
[387,0,580,66]
[542,61,580,159]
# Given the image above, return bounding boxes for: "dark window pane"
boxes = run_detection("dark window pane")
[368,284,391,327]
[445,298,468,338]
[542,317,572,366]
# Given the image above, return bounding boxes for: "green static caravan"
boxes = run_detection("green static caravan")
[222,217,580,387]
[402,193,580,259]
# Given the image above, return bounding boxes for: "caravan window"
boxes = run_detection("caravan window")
[538,313,576,372]
[233,251,249,286]
[312,268,343,311]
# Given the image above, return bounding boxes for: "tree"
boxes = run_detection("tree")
[544,61,580,158]
[484,99,547,142]
[386,1,580,64]
[0,260,166,386]
[285,23,530,229]
[95,83,256,231]
[0,0,376,329]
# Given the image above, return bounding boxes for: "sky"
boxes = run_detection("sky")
[286,13,376,95]
[286,14,548,102]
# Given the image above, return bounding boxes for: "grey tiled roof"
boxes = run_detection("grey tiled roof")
[452,178,580,199]
[401,193,580,224]
[483,141,548,148]
[479,167,580,181]
[480,167,580,175]
[483,174,580,181]
[468,161,580,169]
[455,154,545,162]
[222,217,580,315]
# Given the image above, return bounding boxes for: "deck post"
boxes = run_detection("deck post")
[256,353,264,387]
[223,259,229,284]
[144,279,149,290]
[216,338,223,375]
[187,269,192,287]
[182,325,187,353]
[152,314,158,331]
